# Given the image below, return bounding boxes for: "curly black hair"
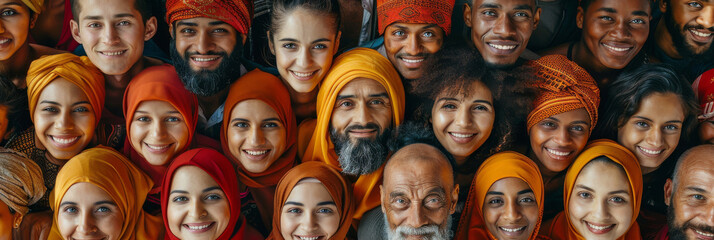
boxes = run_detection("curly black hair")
[0,77,30,139]
[409,44,537,174]
[388,121,457,177]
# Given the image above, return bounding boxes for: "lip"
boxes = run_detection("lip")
[485,40,520,55]
[348,129,377,138]
[601,42,634,56]
[48,135,81,149]
[399,56,425,69]
[0,37,11,48]
[498,225,527,237]
[289,70,319,82]
[242,148,271,161]
[183,222,215,233]
[636,146,664,158]
[293,235,325,240]
[688,28,714,44]
[543,147,574,161]
[143,142,173,154]
[189,55,222,68]
[97,49,127,57]
[70,237,107,240]
[691,227,714,240]
[584,221,615,234]
[447,132,476,144]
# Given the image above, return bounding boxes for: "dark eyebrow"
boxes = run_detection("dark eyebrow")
[666,120,684,124]
[632,116,652,122]
[546,116,561,122]
[2,2,23,7]
[608,190,629,195]
[514,4,533,11]
[336,95,355,101]
[595,7,617,13]
[369,92,389,98]
[317,201,337,206]
[59,201,77,207]
[135,110,181,114]
[428,187,446,195]
[473,100,493,106]
[114,13,136,18]
[390,192,407,199]
[95,201,117,206]
[277,38,332,44]
[478,3,501,9]
[263,118,281,122]
[574,184,594,192]
[176,21,198,27]
[170,190,189,195]
[486,191,504,196]
[572,120,591,126]
[632,10,649,17]
[203,186,222,193]
[518,189,534,195]
[38,100,91,106]
[686,187,708,193]
[284,201,304,206]
[231,118,248,123]
[209,21,229,26]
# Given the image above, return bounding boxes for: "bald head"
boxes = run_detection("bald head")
[672,145,714,187]
[384,143,454,186]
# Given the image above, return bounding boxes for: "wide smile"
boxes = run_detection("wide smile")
[691,227,714,239]
[294,235,325,240]
[70,236,107,240]
[543,147,573,160]
[144,142,173,154]
[348,129,377,138]
[448,132,476,144]
[636,146,664,157]
[584,221,615,234]
[98,50,127,57]
[0,38,11,46]
[190,55,222,68]
[242,149,271,161]
[48,135,81,149]
[498,225,527,236]
[289,70,318,81]
[183,222,215,233]
[486,41,519,55]
[688,28,714,44]
[601,42,634,56]
[399,56,425,68]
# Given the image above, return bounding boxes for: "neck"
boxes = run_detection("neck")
[572,41,620,86]
[34,132,65,166]
[198,88,230,118]
[529,150,559,181]
[0,42,33,88]
[104,57,149,117]
[655,19,682,59]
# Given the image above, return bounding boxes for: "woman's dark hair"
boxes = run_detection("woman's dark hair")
[410,44,537,173]
[595,63,699,155]
[268,0,341,38]
[0,77,30,137]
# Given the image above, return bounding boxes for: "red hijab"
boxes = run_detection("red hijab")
[122,65,199,192]
[161,148,245,240]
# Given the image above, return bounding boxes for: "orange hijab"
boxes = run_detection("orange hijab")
[302,48,404,220]
[26,53,105,123]
[455,151,545,240]
[122,65,199,190]
[543,139,642,240]
[48,146,162,240]
[220,69,297,188]
[266,161,354,240]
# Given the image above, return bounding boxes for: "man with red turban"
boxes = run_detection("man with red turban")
[362,0,456,81]
[165,0,258,139]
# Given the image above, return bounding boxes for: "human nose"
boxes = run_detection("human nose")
[696,6,714,29]
[101,25,120,45]
[195,32,217,54]
[248,125,266,145]
[493,15,517,38]
[76,212,98,234]
[405,205,428,228]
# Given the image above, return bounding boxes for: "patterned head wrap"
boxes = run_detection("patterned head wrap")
[26,53,105,123]
[527,55,600,133]
[166,0,253,35]
[693,69,714,120]
[376,0,455,35]
[0,148,45,216]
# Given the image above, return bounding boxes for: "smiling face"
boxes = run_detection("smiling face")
[167,165,230,240]
[227,99,288,173]
[383,22,444,80]
[661,0,714,58]
[617,92,685,174]
[280,180,340,240]
[482,177,539,240]
[33,78,96,161]
[568,160,633,240]
[529,108,591,176]
[464,0,540,67]
[270,8,339,93]
[129,100,190,166]
[578,0,650,70]
[69,0,156,76]
[172,17,239,72]
[0,0,34,61]
[57,182,123,240]
[430,81,494,165]
[330,78,392,143]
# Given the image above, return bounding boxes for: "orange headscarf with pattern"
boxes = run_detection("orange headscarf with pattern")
[166,0,253,35]
[48,146,162,240]
[302,48,404,220]
[527,55,600,133]
[376,0,456,35]
[26,53,105,123]
[455,151,544,240]
[542,139,642,240]
[266,161,354,240]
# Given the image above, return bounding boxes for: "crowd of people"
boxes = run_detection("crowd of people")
[0,0,713,239]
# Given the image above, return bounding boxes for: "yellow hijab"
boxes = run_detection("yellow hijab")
[302,48,404,220]
[48,146,163,240]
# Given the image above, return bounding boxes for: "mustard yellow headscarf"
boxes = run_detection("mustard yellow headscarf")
[21,0,43,13]
[302,48,405,220]
[48,146,163,240]
[26,53,105,123]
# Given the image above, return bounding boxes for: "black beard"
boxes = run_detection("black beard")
[330,124,391,176]
[169,39,244,97]
[664,5,714,60]
[667,203,714,240]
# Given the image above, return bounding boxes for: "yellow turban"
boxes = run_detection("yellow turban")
[21,0,43,13]
[26,53,105,123]
[48,146,163,240]
[302,48,405,220]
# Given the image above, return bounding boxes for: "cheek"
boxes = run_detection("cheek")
[266,130,288,155]
[275,50,295,70]
[227,130,247,158]
[166,203,186,234]
[171,124,191,148]
[101,215,124,238]
[57,214,75,238]
[280,214,299,239]
[664,132,682,149]
[477,114,495,132]
[617,126,639,149]
[319,214,341,237]
[422,41,443,54]
[431,111,452,133]
[129,123,147,147]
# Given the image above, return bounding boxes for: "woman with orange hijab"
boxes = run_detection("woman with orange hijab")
[48,146,162,240]
[221,69,298,236]
[455,151,547,240]
[122,65,215,214]
[541,139,642,240]
[267,161,353,240]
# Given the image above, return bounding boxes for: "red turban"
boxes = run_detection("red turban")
[376,0,455,35]
[166,0,253,35]
[694,69,714,120]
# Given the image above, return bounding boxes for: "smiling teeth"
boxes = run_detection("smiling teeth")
[401,58,424,63]
[193,57,218,62]
[695,229,714,237]
[450,132,475,138]
[691,29,713,37]
[489,44,517,50]
[146,144,169,150]
[101,51,124,56]
[500,226,526,232]
[245,150,268,156]
[587,222,613,230]
[0,39,9,44]
[187,224,210,230]
[293,71,314,77]
[298,237,319,240]
[603,44,630,52]
[638,147,663,155]
[546,148,570,156]
[52,136,79,144]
